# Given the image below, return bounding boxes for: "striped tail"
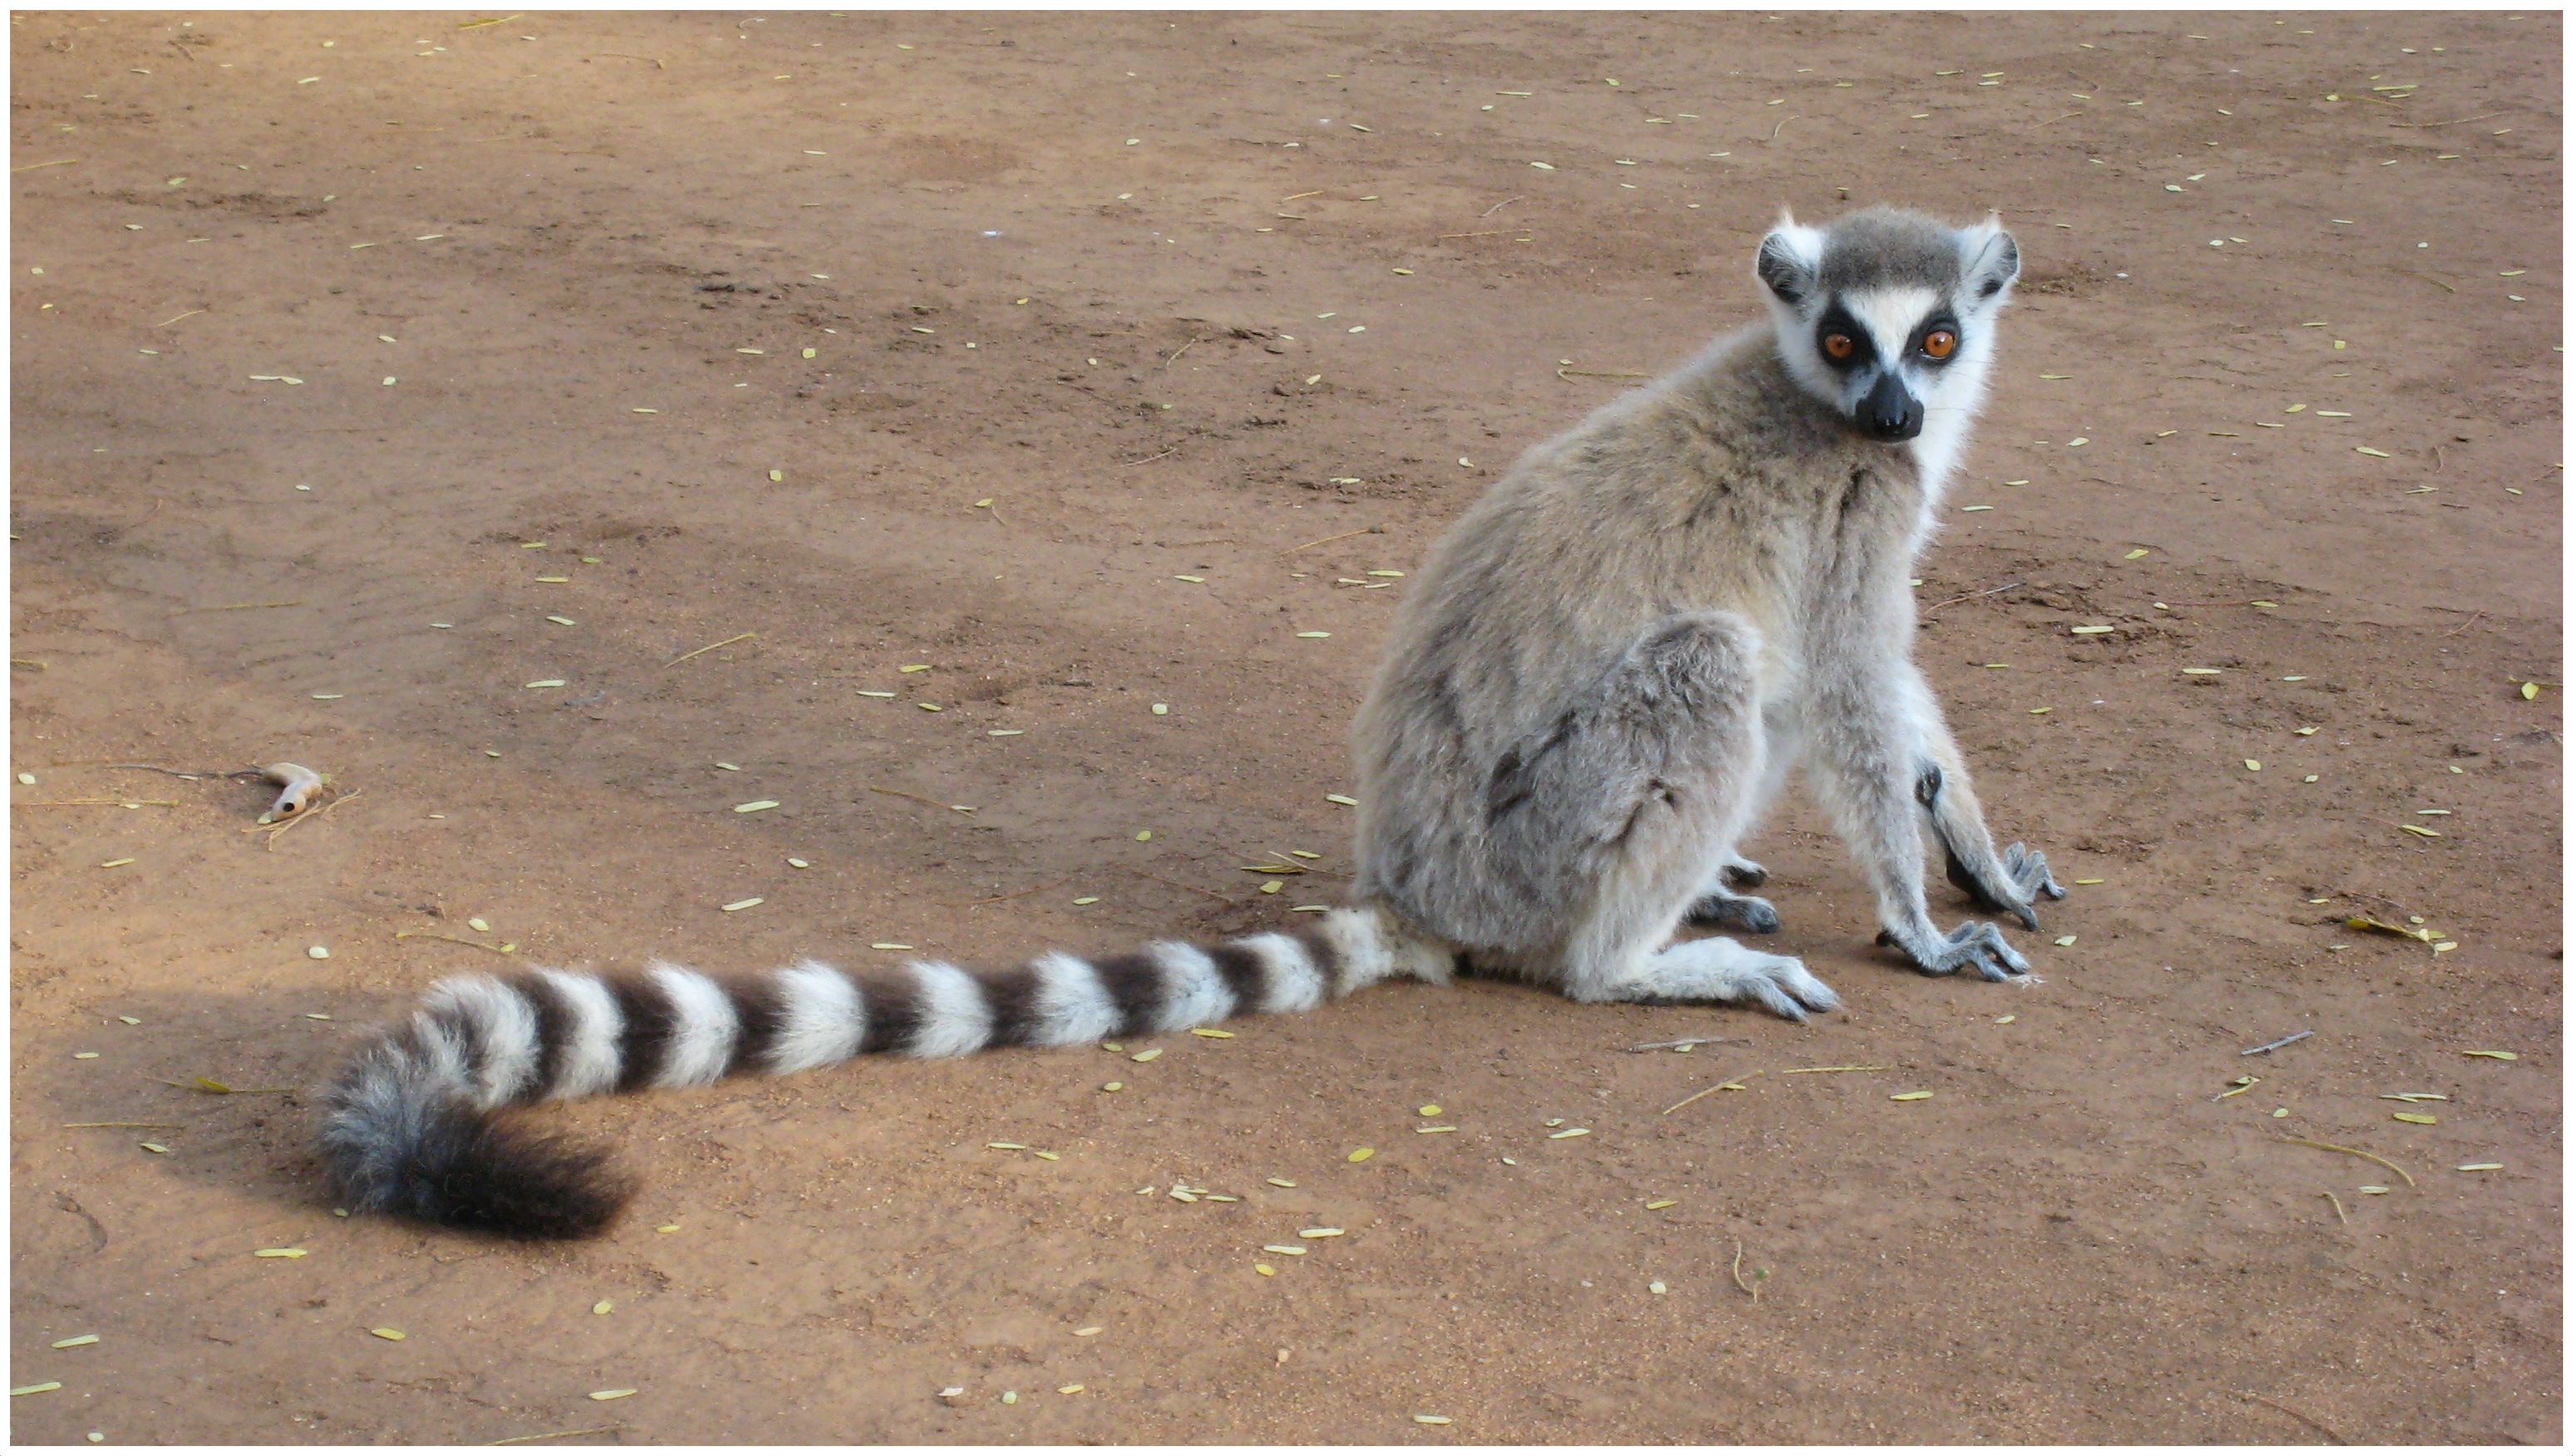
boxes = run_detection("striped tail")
[317,905,1451,1239]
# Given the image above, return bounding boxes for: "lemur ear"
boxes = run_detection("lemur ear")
[1755,214,1826,306]
[1962,217,2020,305]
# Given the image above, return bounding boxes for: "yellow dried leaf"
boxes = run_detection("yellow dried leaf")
[1347,1147,1375,1162]
[1891,1090,1935,1101]
[370,1328,405,1340]
[2462,1050,2517,1060]
[2391,1112,2437,1124]
[2347,916,2433,942]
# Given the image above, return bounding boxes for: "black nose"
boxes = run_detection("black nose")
[1858,376,1922,442]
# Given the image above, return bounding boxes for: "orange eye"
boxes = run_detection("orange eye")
[1922,329,1957,360]
[1823,333,1856,361]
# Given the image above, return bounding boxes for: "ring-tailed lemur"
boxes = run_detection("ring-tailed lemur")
[319,206,2065,1238]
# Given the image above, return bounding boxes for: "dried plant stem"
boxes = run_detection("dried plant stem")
[1282,524,1385,554]
[866,785,962,811]
[1921,580,2024,614]
[2276,1136,2414,1188]
[957,876,1074,909]
[1134,870,1237,905]
[489,1424,625,1446]
[665,632,755,667]
[2238,1391,2346,1444]
[396,929,511,953]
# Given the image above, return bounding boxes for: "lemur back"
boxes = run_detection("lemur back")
[318,206,2064,1238]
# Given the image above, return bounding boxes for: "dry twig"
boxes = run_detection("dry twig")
[2238,1391,2346,1444]
[1282,524,1385,554]
[1133,870,1237,905]
[1921,580,2024,614]
[666,632,755,667]
[489,1424,625,1447]
[2276,1135,2414,1188]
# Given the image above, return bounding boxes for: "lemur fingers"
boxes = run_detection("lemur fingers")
[1943,840,2059,932]
[2002,842,2069,903]
[1877,918,2031,981]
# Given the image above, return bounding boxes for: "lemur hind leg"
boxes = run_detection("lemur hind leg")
[1686,710,1799,934]
[1488,612,1836,1021]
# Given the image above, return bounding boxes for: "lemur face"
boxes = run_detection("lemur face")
[1754,208,2020,447]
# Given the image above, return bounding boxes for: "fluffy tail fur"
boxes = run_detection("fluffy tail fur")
[317,906,1451,1239]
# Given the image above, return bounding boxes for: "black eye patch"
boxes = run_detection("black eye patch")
[1813,303,1873,372]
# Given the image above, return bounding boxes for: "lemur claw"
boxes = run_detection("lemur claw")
[1880,918,2031,981]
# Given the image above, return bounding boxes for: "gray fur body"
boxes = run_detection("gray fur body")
[1350,206,2064,1016]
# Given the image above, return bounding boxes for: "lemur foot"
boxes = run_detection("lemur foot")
[1721,856,1769,889]
[1946,842,2068,932]
[1877,918,2031,981]
[1589,937,1840,1022]
[1687,890,1781,934]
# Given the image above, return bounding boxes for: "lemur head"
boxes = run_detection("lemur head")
[1754,207,2020,445]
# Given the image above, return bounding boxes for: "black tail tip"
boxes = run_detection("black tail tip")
[366,1107,634,1240]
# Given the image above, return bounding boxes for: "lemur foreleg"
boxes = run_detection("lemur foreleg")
[1805,664,2033,981]
[1901,662,2067,929]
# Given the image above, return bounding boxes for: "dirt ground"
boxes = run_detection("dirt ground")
[9,9,2562,1446]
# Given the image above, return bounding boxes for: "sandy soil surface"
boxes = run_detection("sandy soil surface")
[10,9,2562,1446]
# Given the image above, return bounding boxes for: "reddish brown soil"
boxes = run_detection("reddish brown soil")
[10,10,2561,1446]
